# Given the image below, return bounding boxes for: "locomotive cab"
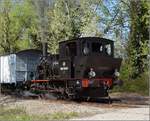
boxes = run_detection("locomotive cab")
[59,37,121,79]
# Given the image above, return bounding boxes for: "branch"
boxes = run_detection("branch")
[94,1,102,13]
[104,8,120,33]
[120,0,131,9]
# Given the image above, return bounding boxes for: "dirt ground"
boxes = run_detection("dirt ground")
[74,106,149,120]
[0,92,149,120]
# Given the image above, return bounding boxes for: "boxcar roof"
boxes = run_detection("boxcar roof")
[0,49,42,57]
[59,37,113,44]
[16,49,42,54]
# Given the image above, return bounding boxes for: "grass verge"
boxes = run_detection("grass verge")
[0,106,79,121]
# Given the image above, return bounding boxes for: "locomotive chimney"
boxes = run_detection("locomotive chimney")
[42,42,47,57]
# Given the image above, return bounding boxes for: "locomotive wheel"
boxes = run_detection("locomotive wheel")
[56,92,67,100]
[56,93,63,100]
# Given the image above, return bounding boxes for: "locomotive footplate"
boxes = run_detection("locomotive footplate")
[30,78,113,99]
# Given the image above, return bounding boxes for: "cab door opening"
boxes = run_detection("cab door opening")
[66,42,77,78]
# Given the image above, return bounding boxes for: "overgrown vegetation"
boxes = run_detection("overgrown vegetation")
[127,0,149,79]
[0,106,79,121]
[119,0,149,95]
[111,0,149,95]
[113,61,149,95]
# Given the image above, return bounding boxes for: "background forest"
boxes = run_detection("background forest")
[0,0,149,95]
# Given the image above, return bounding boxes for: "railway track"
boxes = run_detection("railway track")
[44,98,141,109]
[22,93,144,110]
[1,90,149,109]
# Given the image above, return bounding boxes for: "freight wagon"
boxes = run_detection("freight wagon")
[0,49,42,89]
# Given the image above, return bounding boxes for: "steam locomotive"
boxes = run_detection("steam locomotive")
[29,37,122,100]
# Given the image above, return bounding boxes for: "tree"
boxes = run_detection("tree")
[0,0,38,53]
[127,0,149,78]
[96,0,130,58]
[0,0,14,53]
[46,0,101,53]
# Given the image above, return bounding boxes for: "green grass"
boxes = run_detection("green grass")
[0,106,79,121]
[50,112,78,119]
[0,106,30,121]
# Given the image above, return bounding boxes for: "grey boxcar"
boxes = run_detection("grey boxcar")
[0,49,42,85]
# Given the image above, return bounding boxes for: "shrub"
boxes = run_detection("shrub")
[113,61,149,95]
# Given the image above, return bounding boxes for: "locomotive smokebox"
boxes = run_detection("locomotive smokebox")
[42,42,48,57]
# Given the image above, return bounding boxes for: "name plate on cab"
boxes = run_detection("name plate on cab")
[60,67,69,71]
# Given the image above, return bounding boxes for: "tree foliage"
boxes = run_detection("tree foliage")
[46,0,101,53]
[0,0,38,53]
[127,0,149,78]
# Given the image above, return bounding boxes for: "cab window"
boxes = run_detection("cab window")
[92,43,103,53]
[104,44,111,55]
[82,41,90,55]
[65,42,77,56]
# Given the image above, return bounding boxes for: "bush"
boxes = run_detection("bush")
[113,61,149,95]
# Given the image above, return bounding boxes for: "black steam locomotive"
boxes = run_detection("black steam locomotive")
[30,37,122,99]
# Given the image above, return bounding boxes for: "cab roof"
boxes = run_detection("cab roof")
[59,37,113,44]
